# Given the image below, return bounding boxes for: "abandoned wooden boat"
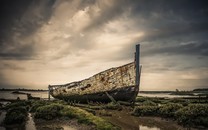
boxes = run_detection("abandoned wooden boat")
[49,44,141,103]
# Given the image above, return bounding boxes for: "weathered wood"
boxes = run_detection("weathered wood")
[48,85,51,100]
[136,44,140,86]
[105,92,117,104]
[49,44,141,103]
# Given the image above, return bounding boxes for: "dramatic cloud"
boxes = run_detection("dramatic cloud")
[0,0,208,90]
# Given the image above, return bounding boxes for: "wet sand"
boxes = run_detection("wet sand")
[0,111,6,130]
[0,111,95,130]
[99,109,197,130]
[34,118,95,130]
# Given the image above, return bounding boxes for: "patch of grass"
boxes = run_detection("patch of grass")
[135,96,148,102]
[136,96,168,104]
[133,100,208,128]
[175,104,208,127]
[4,101,31,111]
[31,100,119,130]
[30,100,67,112]
[104,102,122,110]
[3,101,30,125]
[140,100,157,106]
[4,106,28,125]
[35,103,64,120]
[159,103,183,118]
[61,106,119,130]
[98,110,112,116]
[60,106,76,118]
[81,108,96,115]
[30,100,49,112]
[189,99,208,104]
[133,106,159,116]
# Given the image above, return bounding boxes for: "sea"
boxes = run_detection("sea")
[0,91,49,100]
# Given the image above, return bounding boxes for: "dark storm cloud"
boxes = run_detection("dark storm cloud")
[1,0,208,61]
[106,0,208,64]
[0,43,36,60]
[124,0,208,42]
[86,0,208,33]
[0,0,55,35]
[142,41,208,57]
[141,22,208,42]
[0,0,56,60]
[0,0,32,39]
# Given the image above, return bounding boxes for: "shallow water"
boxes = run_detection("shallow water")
[0,91,49,100]
[138,92,199,98]
[140,126,159,130]
[25,113,36,130]
[36,124,77,130]
[0,111,6,130]
[35,120,79,130]
[61,125,77,130]
[0,112,77,130]
[103,110,195,130]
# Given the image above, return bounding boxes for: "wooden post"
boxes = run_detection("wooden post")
[48,85,50,100]
[105,92,117,104]
[136,44,140,87]
[132,44,141,107]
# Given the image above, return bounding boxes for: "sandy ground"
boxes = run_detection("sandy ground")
[98,108,198,130]
[34,118,96,130]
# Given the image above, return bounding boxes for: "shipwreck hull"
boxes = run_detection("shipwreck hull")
[51,85,137,103]
[49,44,141,103]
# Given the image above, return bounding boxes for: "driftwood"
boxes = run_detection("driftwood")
[27,94,40,100]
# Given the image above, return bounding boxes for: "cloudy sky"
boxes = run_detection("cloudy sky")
[0,0,208,91]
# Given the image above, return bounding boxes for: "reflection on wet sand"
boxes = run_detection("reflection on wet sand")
[0,111,6,130]
[25,113,36,130]
[102,109,196,130]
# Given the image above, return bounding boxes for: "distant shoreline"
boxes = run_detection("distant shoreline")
[0,88,48,92]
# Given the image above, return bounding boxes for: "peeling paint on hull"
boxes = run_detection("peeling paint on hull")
[53,86,136,103]
[49,44,141,103]
[49,62,138,103]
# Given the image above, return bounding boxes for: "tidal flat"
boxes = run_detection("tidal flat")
[0,96,207,130]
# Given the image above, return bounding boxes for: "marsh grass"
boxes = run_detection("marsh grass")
[175,104,208,127]
[133,106,159,116]
[35,103,64,120]
[32,101,120,130]
[4,101,31,111]
[4,101,29,125]
[65,107,119,130]
[134,96,208,127]
[159,103,183,118]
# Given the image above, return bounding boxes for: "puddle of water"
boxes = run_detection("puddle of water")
[0,111,6,124]
[0,111,6,130]
[35,119,80,130]
[0,111,82,130]
[26,113,76,130]
[62,125,77,130]
[36,124,77,130]
[140,125,159,130]
[25,113,36,130]
[0,91,50,100]
[102,110,194,130]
